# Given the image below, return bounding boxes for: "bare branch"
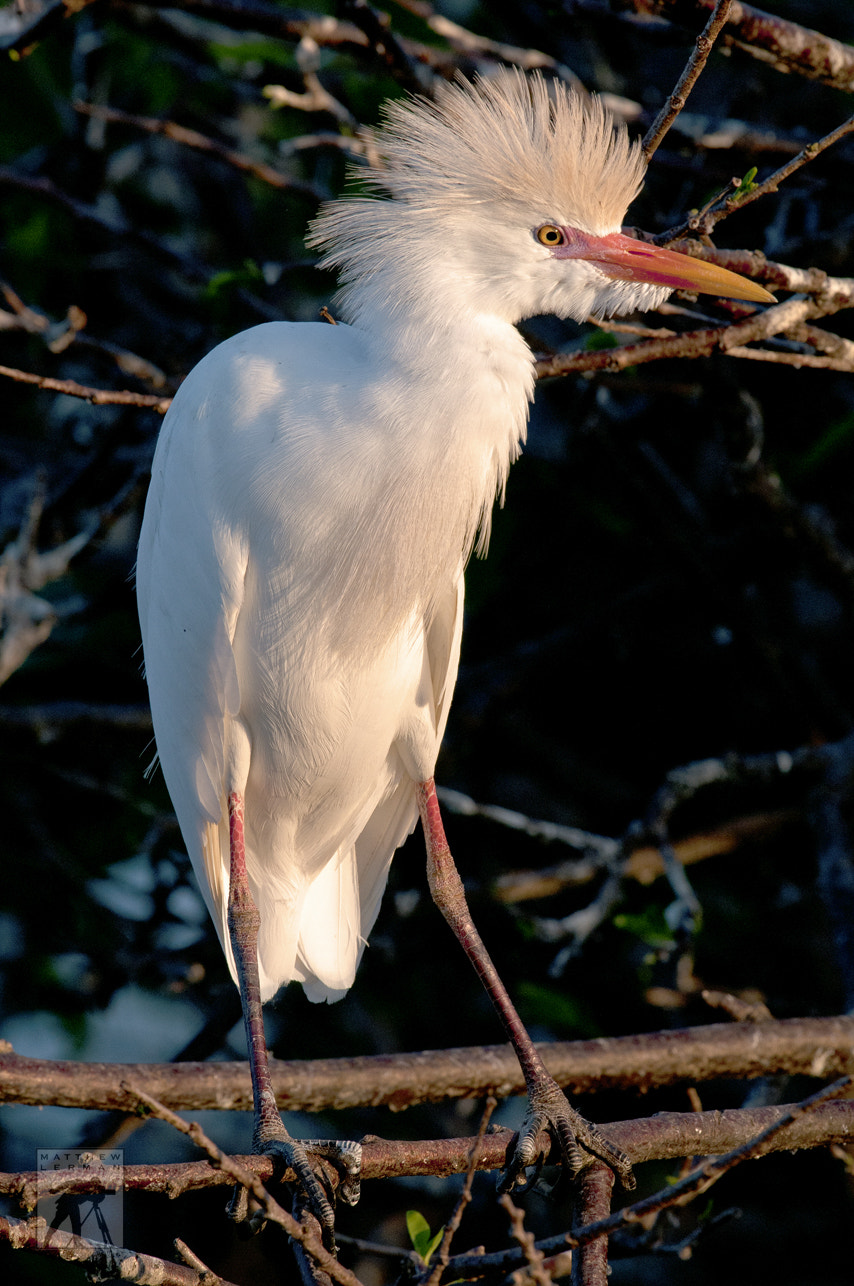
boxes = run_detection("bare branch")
[3,1099,853,1205]
[568,1077,853,1248]
[3,1016,853,1112]
[0,1211,241,1286]
[121,1082,367,1286]
[74,101,324,200]
[493,809,794,903]
[0,483,90,687]
[568,1164,613,1286]
[440,1084,854,1279]
[656,112,854,240]
[0,361,172,410]
[628,0,854,91]
[1,280,168,387]
[394,0,571,77]
[643,0,734,158]
[536,289,854,381]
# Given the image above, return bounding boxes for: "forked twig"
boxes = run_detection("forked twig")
[570,1076,853,1247]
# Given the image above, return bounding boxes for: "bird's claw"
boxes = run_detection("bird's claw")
[500,1076,635,1195]
[298,1138,363,1207]
[227,1137,363,1247]
[267,1137,337,1238]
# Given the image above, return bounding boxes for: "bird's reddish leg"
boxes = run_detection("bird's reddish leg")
[415,779,635,1192]
[226,792,290,1149]
[226,792,359,1237]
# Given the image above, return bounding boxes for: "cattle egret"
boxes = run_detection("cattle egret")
[137,71,773,1220]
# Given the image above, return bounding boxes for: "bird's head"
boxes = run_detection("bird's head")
[309,71,772,330]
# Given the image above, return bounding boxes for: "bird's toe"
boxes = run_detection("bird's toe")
[263,1137,338,1239]
[500,1076,635,1194]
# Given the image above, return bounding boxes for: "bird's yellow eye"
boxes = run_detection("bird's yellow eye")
[536,224,565,247]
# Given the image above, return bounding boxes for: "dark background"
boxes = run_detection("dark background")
[1,1,854,1281]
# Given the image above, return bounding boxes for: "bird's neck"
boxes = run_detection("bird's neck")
[366,301,535,537]
[330,212,539,470]
[326,221,540,557]
[355,277,535,424]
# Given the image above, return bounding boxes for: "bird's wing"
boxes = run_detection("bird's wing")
[346,573,467,975]
[292,571,464,1003]
[427,567,466,747]
[136,365,249,968]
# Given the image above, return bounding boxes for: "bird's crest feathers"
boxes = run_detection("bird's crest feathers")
[317,71,646,235]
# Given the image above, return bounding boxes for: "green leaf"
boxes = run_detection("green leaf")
[406,1210,443,1264]
[584,328,619,351]
[733,166,759,201]
[613,905,675,950]
[204,260,264,301]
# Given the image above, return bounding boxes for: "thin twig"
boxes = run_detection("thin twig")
[537,295,847,381]
[120,1083,366,1286]
[173,1238,226,1284]
[1,279,169,385]
[339,0,426,91]
[0,362,171,411]
[394,0,568,76]
[569,1076,854,1248]
[643,0,734,158]
[440,1080,854,1280]
[657,112,854,241]
[724,345,854,372]
[424,1097,497,1286]
[729,112,854,216]
[499,1194,553,1286]
[74,101,323,200]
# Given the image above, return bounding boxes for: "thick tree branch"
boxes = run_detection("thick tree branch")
[3,1099,852,1202]
[2,1015,853,1112]
[0,1212,242,1286]
[628,0,854,91]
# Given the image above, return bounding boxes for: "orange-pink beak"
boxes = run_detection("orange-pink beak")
[554,229,774,303]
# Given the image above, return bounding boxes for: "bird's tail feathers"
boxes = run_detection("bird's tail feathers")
[292,848,364,1002]
[201,781,421,1005]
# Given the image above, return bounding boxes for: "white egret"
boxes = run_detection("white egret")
[136,70,773,1218]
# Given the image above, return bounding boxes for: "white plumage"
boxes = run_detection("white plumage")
[138,317,467,1002]
[137,70,771,1192]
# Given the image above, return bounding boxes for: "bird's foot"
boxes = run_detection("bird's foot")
[294,1138,362,1208]
[499,1073,635,1195]
[227,1136,362,1247]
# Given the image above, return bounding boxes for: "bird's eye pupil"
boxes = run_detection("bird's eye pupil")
[537,225,564,247]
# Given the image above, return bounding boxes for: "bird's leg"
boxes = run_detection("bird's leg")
[415,779,635,1194]
[225,792,361,1240]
